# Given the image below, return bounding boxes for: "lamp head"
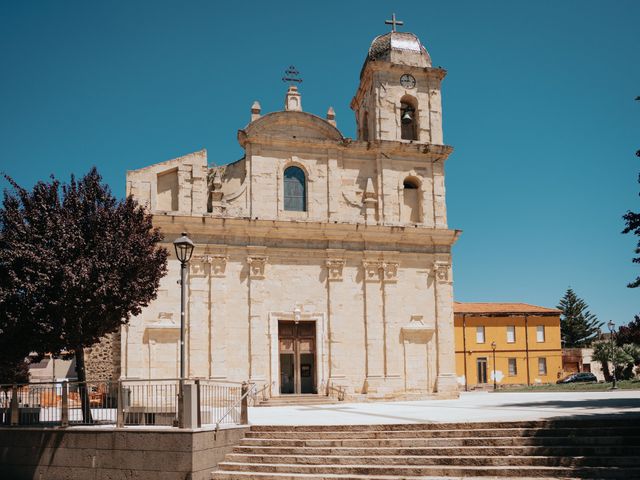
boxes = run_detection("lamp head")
[173,232,194,264]
[491,341,496,350]
[607,320,615,332]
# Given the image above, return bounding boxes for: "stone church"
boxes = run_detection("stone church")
[120,27,461,399]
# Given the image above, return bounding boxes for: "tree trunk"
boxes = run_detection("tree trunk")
[74,346,94,424]
[601,360,611,382]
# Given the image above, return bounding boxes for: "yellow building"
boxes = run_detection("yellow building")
[454,302,562,390]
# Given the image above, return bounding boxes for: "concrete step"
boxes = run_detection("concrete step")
[249,418,640,432]
[239,435,640,448]
[213,474,581,480]
[224,453,640,468]
[244,426,639,440]
[233,444,640,457]
[214,462,639,478]
[257,395,338,407]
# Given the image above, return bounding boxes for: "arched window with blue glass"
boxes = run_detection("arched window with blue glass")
[283,166,307,212]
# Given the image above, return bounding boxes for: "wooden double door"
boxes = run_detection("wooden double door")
[279,321,316,394]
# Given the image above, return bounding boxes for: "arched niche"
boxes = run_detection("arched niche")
[402,176,421,223]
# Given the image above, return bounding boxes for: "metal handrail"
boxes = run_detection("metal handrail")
[327,383,346,401]
[214,382,256,431]
[249,382,271,405]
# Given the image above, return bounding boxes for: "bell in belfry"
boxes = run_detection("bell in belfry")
[401,109,413,124]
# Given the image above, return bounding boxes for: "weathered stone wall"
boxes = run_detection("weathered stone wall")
[0,425,248,480]
[84,331,120,381]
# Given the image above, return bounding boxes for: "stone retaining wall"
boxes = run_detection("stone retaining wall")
[0,425,248,480]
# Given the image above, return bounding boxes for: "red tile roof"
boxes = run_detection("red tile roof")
[454,302,561,315]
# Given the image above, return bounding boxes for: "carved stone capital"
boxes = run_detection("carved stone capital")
[199,254,228,277]
[433,261,451,283]
[247,255,268,279]
[362,260,383,282]
[381,261,399,283]
[326,259,345,281]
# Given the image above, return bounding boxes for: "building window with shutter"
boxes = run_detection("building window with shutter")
[538,357,547,375]
[476,326,485,344]
[506,325,516,343]
[508,358,517,376]
[283,166,306,212]
[536,325,545,343]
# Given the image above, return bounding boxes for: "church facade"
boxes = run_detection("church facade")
[120,29,461,399]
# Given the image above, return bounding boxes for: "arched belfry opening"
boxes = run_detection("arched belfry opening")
[402,177,421,223]
[284,166,307,212]
[400,95,418,141]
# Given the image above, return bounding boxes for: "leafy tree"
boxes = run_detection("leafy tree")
[592,341,640,381]
[0,358,30,384]
[557,288,603,348]
[617,316,640,346]
[621,96,640,288]
[0,168,168,421]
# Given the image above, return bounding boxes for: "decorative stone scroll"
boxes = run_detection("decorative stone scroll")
[381,262,399,283]
[433,261,451,283]
[247,255,268,279]
[326,259,346,281]
[362,260,383,282]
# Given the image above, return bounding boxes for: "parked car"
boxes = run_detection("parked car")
[556,372,597,384]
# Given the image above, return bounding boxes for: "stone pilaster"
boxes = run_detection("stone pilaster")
[247,248,268,382]
[433,260,458,396]
[202,252,228,379]
[188,256,210,378]
[325,251,346,381]
[362,258,384,392]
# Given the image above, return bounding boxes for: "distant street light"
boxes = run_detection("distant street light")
[491,341,497,391]
[607,320,618,390]
[173,232,194,379]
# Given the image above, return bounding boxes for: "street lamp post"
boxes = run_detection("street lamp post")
[173,232,195,379]
[491,341,497,391]
[607,320,618,390]
[174,232,194,428]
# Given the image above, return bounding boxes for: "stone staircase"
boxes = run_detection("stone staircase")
[256,394,338,407]
[211,418,640,479]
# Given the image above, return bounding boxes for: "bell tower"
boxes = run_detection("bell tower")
[351,17,446,145]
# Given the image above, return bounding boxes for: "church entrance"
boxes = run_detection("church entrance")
[278,321,316,395]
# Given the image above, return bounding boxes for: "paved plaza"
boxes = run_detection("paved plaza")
[249,390,640,425]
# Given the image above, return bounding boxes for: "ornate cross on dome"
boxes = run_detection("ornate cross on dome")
[282,65,303,86]
[385,13,404,32]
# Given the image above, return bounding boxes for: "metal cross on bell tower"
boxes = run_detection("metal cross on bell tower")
[385,13,404,32]
[282,65,303,86]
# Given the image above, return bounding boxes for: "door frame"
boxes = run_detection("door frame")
[277,321,317,394]
[477,357,488,384]
[269,310,327,397]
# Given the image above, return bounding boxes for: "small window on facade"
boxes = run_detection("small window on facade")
[508,358,517,376]
[536,325,545,343]
[538,357,547,375]
[283,166,306,212]
[476,326,485,344]
[506,325,516,343]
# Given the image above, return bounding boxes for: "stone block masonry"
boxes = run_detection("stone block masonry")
[0,425,248,480]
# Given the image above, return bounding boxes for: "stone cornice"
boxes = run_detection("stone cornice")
[238,132,453,162]
[153,215,461,250]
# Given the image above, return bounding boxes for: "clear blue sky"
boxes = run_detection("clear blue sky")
[1,1,638,327]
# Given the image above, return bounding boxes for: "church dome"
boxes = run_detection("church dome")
[366,31,432,69]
